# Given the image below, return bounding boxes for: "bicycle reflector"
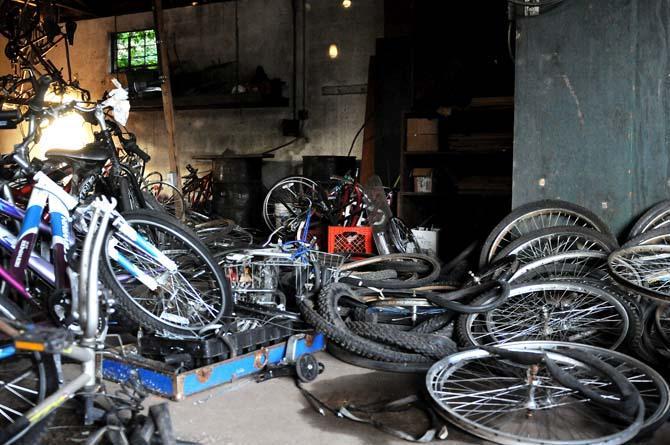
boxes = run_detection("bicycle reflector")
[14,329,72,353]
[14,339,45,352]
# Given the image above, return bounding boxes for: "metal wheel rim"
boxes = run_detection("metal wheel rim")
[500,231,613,265]
[106,219,225,330]
[0,353,48,428]
[487,208,605,263]
[608,245,670,300]
[509,251,608,283]
[464,281,629,349]
[426,341,646,445]
[262,177,324,231]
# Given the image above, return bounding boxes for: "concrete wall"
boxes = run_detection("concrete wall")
[0,0,383,186]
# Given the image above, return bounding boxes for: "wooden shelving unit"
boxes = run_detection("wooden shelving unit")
[397,97,514,256]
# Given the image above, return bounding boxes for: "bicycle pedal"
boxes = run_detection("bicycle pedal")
[14,328,73,354]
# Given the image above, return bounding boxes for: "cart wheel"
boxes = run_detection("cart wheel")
[295,354,321,383]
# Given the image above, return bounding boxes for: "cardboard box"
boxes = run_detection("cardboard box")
[406,118,439,152]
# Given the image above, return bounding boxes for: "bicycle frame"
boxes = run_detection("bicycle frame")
[0,197,113,445]
[0,170,178,313]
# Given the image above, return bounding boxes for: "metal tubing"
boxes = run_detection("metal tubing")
[62,344,94,363]
[85,208,111,340]
[78,206,100,333]
[24,372,91,423]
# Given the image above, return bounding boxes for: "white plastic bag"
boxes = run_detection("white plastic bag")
[101,78,130,126]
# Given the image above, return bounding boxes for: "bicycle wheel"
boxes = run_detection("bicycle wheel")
[493,226,618,266]
[0,351,59,445]
[340,253,441,289]
[608,244,670,302]
[623,227,670,247]
[457,280,632,349]
[388,217,421,253]
[628,200,670,239]
[140,181,187,218]
[262,176,328,232]
[426,341,650,445]
[654,304,670,348]
[479,199,613,268]
[99,210,233,337]
[509,251,609,283]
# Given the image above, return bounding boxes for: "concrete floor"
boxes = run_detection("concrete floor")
[162,352,477,445]
[47,352,669,445]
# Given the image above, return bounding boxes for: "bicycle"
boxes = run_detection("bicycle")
[262,174,421,254]
[0,196,180,445]
[0,195,111,444]
[0,76,233,338]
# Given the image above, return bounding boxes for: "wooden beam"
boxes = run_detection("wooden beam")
[152,0,184,218]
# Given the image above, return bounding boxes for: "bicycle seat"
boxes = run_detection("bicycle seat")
[45,142,110,163]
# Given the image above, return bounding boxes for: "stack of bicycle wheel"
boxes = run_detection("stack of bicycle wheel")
[299,198,670,444]
[427,199,670,444]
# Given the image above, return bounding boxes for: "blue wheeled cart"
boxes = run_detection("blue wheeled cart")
[102,333,326,400]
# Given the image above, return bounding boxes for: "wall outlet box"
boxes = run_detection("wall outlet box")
[282,119,301,137]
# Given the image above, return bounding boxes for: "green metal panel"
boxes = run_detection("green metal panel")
[513,0,670,236]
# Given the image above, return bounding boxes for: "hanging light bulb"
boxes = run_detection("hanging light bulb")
[328,44,339,59]
[342,0,352,8]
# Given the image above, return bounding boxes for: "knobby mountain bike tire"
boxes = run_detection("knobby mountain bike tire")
[99,210,233,337]
[340,253,440,289]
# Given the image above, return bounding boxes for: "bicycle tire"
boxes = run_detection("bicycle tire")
[298,295,432,363]
[456,280,633,350]
[654,303,670,349]
[493,225,618,265]
[628,200,670,239]
[99,210,233,337]
[340,253,440,289]
[623,227,670,247]
[489,341,670,438]
[479,199,613,268]
[346,320,457,359]
[508,251,609,283]
[426,341,646,445]
[411,312,455,334]
[326,343,432,373]
[608,244,670,302]
[262,176,327,231]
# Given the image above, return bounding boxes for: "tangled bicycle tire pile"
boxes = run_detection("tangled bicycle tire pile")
[290,198,670,444]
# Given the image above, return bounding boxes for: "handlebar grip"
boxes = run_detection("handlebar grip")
[29,76,53,111]
[0,110,19,121]
[124,142,151,162]
[0,110,19,129]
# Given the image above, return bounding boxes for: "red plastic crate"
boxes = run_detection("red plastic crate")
[327,226,374,255]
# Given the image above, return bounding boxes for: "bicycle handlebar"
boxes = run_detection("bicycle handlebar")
[12,75,127,174]
[28,75,52,112]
